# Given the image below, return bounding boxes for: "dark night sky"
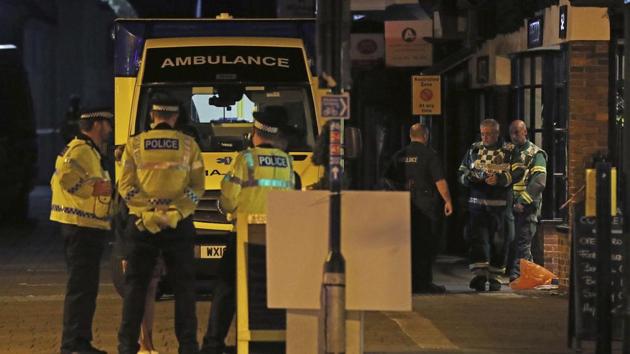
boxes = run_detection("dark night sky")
[127,0,278,18]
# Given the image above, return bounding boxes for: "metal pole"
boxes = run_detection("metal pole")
[317,1,350,353]
[623,3,630,353]
[596,162,612,354]
[322,118,345,354]
[195,0,202,18]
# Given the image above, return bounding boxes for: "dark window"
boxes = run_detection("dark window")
[511,49,568,221]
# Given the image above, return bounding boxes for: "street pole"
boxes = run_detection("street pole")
[317,1,350,353]
[623,3,630,353]
[596,163,612,354]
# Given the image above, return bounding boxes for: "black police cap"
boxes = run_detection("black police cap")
[253,106,296,135]
[79,109,113,121]
[149,92,180,113]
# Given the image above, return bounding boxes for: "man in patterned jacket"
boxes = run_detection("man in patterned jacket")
[458,119,525,291]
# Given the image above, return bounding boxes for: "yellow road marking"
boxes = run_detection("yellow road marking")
[384,311,459,350]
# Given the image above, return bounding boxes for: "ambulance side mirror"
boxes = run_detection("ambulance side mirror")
[344,127,362,160]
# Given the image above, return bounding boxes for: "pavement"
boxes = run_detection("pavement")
[0,187,585,354]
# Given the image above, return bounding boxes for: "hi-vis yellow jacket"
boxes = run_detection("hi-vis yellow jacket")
[118,124,205,222]
[220,145,294,215]
[50,135,112,230]
[512,140,547,206]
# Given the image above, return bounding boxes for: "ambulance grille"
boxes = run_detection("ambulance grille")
[193,190,229,224]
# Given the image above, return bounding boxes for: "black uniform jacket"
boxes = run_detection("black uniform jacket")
[384,142,444,220]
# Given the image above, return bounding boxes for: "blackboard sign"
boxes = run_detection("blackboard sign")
[571,203,624,341]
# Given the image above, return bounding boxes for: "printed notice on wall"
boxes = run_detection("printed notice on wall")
[385,20,432,67]
[412,75,441,115]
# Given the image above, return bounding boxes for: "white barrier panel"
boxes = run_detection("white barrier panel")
[266,190,411,311]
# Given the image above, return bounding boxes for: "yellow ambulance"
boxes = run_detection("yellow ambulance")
[111,18,323,294]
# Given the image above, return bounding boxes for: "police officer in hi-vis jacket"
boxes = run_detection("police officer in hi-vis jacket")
[507,120,547,281]
[458,119,525,292]
[51,110,113,354]
[117,94,205,354]
[200,105,296,354]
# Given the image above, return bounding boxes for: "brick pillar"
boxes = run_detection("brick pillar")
[543,41,609,287]
[543,224,570,287]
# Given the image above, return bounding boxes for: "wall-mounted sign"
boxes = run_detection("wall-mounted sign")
[527,16,544,48]
[350,33,384,68]
[412,75,441,115]
[385,20,432,67]
[559,5,568,39]
[476,56,489,84]
[320,93,350,120]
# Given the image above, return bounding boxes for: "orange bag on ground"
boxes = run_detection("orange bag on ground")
[510,259,558,290]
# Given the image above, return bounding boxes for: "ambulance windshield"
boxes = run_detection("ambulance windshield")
[136,84,316,152]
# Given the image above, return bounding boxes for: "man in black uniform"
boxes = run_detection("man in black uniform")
[117,95,205,354]
[384,123,453,294]
[458,119,524,291]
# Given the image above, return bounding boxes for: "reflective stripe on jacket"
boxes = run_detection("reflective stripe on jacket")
[118,127,205,219]
[220,146,295,215]
[50,136,112,230]
[512,140,547,205]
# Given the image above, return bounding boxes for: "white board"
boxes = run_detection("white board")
[266,190,411,311]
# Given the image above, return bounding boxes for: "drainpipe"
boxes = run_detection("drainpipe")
[623,3,630,354]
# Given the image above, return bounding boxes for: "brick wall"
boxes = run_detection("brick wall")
[567,42,609,193]
[543,41,609,287]
[542,224,570,288]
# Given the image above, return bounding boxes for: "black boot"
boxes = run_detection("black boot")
[488,277,502,291]
[469,275,487,292]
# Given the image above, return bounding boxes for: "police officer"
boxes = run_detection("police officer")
[50,110,113,354]
[458,119,524,292]
[200,105,295,354]
[117,95,205,354]
[384,123,453,294]
[507,120,547,281]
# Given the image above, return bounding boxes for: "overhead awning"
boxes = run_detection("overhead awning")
[570,0,621,7]
[421,47,475,75]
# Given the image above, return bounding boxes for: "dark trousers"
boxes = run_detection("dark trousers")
[468,205,509,275]
[411,205,439,291]
[202,234,236,354]
[60,224,107,352]
[118,216,198,354]
[509,206,539,279]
